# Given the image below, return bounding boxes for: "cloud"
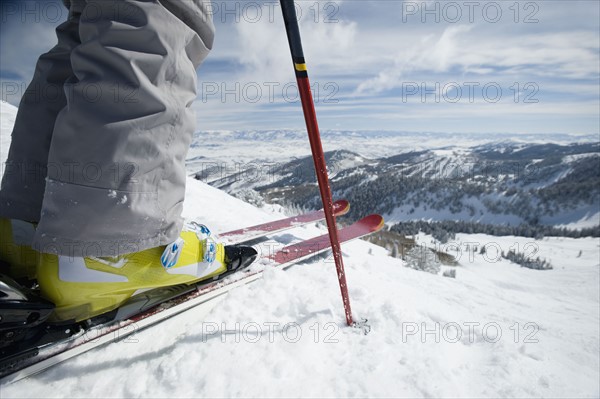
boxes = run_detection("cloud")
[356,25,473,94]
[356,25,599,95]
[232,2,357,84]
[0,2,63,82]
[1,0,599,134]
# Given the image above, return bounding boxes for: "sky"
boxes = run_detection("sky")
[0,0,599,135]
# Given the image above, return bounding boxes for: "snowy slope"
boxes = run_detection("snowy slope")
[1,107,599,398]
[0,101,17,166]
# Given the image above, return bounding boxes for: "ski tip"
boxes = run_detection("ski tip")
[333,199,350,216]
[359,214,385,232]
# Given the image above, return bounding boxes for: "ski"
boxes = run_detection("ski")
[266,214,385,265]
[0,213,383,384]
[220,199,350,243]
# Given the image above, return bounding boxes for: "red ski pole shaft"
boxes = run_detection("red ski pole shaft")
[279,0,354,326]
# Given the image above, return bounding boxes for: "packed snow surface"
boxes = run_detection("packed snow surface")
[1,104,599,398]
[0,101,17,166]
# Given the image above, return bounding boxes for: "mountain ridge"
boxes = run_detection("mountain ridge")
[200,144,600,230]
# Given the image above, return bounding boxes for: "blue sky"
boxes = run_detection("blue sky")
[1,0,599,135]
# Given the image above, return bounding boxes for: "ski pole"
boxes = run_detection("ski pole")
[279,0,354,327]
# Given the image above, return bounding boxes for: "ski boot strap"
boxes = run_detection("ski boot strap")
[160,223,218,269]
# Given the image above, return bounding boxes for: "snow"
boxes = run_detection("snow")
[186,129,598,171]
[5,215,599,398]
[1,104,599,398]
[553,207,600,229]
[0,101,18,167]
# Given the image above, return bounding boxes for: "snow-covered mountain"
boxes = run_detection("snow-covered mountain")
[202,144,600,231]
[1,103,599,397]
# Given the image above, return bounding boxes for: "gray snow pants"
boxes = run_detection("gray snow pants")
[0,0,214,257]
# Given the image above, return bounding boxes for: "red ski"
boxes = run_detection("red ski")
[220,199,350,243]
[267,214,385,265]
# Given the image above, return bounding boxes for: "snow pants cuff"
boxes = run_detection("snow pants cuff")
[32,179,183,258]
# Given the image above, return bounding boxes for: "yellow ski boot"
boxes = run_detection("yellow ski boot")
[0,218,40,281]
[36,224,258,323]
